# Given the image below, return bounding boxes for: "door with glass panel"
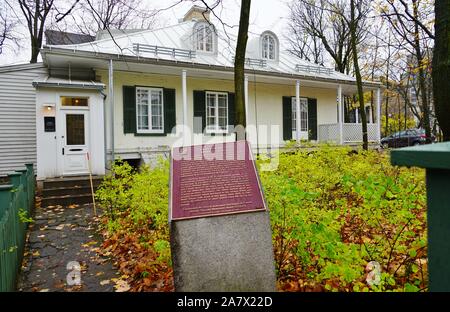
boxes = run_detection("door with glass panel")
[60,96,90,175]
[292,97,308,140]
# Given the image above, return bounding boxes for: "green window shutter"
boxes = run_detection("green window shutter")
[163,88,176,134]
[193,90,206,133]
[227,92,235,133]
[123,86,136,134]
[282,96,292,140]
[308,98,318,140]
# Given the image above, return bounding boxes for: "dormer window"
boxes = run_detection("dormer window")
[195,22,214,52]
[261,32,278,60]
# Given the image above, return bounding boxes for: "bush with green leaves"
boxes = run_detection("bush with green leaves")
[95,158,169,234]
[96,146,427,292]
[258,145,427,292]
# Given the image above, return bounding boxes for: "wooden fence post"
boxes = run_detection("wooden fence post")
[0,184,13,291]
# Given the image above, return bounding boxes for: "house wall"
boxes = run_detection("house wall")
[0,63,47,176]
[35,87,105,180]
[98,70,338,158]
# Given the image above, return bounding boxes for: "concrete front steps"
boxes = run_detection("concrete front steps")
[41,176,104,207]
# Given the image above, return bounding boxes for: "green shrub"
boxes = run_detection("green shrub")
[96,146,427,292]
[258,146,427,291]
[96,158,169,233]
[95,159,168,258]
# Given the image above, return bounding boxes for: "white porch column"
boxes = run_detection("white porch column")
[182,69,188,145]
[376,87,381,143]
[295,80,301,142]
[338,84,343,145]
[108,59,114,164]
[244,74,249,128]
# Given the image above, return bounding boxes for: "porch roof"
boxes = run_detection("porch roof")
[32,75,105,90]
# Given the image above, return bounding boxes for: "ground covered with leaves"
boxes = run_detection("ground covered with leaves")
[95,146,427,292]
[18,201,118,292]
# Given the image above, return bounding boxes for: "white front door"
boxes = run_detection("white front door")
[61,110,90,175]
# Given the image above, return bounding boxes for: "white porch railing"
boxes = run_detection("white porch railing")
[318,123,379,144]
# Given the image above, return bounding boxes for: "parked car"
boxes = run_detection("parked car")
[381,129,434,148]
[416,128,436,142]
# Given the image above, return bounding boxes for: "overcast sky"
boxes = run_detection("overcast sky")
[0,0,291,66]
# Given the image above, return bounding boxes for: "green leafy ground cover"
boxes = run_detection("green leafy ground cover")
[95,146,427,292]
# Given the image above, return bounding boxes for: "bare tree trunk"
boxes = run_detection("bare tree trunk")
[234,0,251,141]
[433,0,450,141]
[350,0,368,150]
[411,0,432,142]
[384,30,391,136]
[17,0,55,63]
[30,35,41,63]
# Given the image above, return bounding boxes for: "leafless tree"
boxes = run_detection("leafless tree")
[3,0,82,63]
[12,0,64,63]
[287,1,325,65]
[7,0,157,63]
[348,0,372,149]
[381,0,435,142]
[0,2,19,55]
[288,0,372,148]
[63,0,157,37]
[234,0,251,139]
[287,0,369,74]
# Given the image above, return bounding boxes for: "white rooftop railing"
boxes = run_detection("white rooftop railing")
[232,57,267,67]
[295,64,333,75]
[133,43,196,59]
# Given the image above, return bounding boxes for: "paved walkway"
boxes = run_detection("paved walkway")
[17,203,118,292]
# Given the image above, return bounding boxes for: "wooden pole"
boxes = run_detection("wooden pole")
[86,152,97,216]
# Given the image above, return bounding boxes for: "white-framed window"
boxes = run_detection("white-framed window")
[206,91,228,134]
[61,96,89,107]
[262,33,276,60]
[136,87,164,133]
[195,23,214,52]
[292,97,308,132]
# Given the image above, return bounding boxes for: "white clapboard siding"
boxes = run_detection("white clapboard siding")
[0,63,47,176]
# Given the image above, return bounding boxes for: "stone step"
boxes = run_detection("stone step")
[41,193,94,207]
[42,185,97,198]
[43,176,103,189]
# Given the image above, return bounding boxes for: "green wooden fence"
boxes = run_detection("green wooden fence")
[0,164,35,292]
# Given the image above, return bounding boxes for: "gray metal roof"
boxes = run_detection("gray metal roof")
[43,20,377,86]
[0,62,46,73]
[32,76,105,90]
[45,30,95,45]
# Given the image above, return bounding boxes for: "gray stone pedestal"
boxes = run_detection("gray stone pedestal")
[170,210,277,292]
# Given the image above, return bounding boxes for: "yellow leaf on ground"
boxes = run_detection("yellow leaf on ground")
[114,280,130,292]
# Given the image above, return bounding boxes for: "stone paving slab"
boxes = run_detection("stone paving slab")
[17,203,119,292]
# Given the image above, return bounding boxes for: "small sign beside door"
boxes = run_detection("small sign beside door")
[44,117,56,132]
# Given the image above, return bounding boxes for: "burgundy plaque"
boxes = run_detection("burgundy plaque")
[170,141,266,221]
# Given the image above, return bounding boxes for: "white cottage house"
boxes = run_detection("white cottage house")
[26,6,382,181]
